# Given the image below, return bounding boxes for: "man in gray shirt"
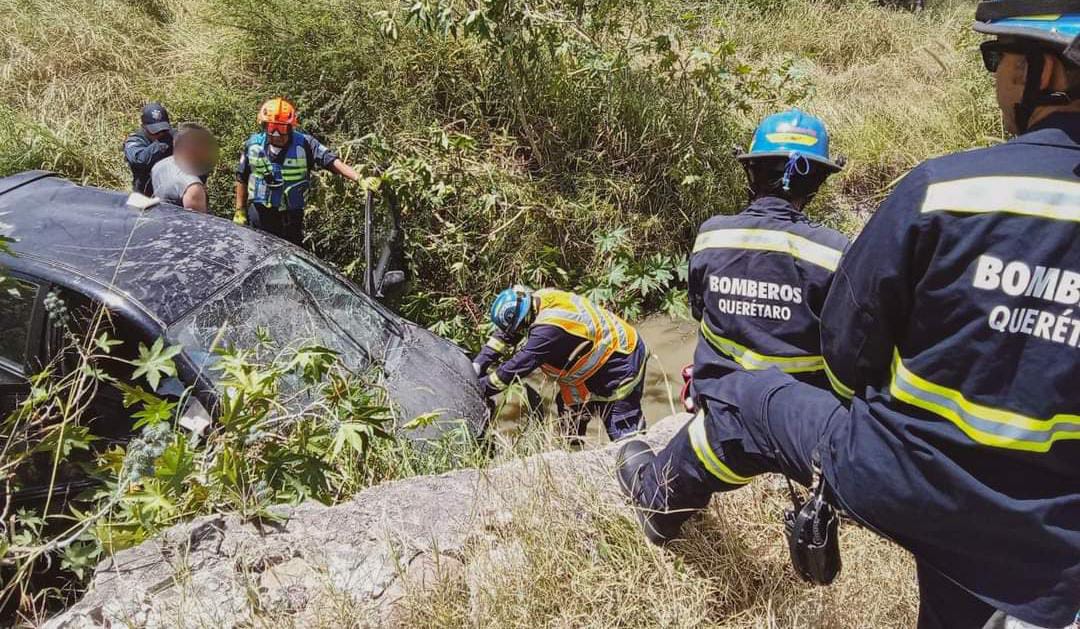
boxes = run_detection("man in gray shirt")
[151,123,217,212]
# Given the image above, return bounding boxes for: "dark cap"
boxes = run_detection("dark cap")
[141,102,172,134]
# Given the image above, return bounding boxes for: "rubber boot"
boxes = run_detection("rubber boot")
[615,440,678,545]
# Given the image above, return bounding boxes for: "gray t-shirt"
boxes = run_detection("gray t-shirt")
[151,156,202,208]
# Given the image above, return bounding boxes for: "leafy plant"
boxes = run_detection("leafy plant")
[0,331,403,617]
[577,227,688,321]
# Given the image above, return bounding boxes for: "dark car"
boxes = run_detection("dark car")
[0,171,487,445]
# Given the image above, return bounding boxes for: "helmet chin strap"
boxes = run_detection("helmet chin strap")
[1015,50,1080,133]
[1015,51,1047,133]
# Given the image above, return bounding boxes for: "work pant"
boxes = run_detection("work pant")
[636,368,997,629]
[557,379,645,442]
[247,204,305,247]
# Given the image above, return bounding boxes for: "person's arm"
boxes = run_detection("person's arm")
[305,135,359,182]
[124,134,171,170]
[233,148,250,224]
[183,183,209,213]
[473,330,522,376]
[330,158,360,182]
[820,168,926,400]
[480,326,561,398]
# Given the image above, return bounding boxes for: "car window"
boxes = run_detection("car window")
[0,278,39,378]
[169,253,399,383]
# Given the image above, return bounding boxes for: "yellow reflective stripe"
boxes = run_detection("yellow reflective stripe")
[563,294,616,382]
[693,228,842,272]
[764,132,819,147]
[889,351,1080,453]
[589,359,647,402]
[535,314,592,339]
[824,359,854,400]
[486,336,508,354]
[488,370,509,392]
[921,177,1080,223]
[688,412,753,485]
[700,321,824,373]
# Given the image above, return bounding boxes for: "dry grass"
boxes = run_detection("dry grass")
[706,0,997,233]
[395,459,917,628]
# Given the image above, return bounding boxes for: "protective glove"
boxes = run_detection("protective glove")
[233,208,247,225]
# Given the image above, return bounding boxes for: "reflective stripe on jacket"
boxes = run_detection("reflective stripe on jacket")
[244,132,310,211]
[819,112,1080,626]
[532,289,639,405]
[689,196,848,391]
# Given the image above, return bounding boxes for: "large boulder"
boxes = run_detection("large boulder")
[46,415,691,628]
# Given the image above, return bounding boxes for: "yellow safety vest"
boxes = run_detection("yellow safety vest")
[532,289,639,406]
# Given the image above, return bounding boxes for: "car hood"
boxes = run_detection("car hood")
[381,324,488,441]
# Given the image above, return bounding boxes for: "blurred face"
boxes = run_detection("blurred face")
[146,128,172,142]
[176,132,218,176]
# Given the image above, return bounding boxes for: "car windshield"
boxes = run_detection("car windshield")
[169,252,399,382]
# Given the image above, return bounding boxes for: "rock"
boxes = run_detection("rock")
[45,414,690,628]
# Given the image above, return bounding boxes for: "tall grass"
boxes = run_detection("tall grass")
[0,0,998,346]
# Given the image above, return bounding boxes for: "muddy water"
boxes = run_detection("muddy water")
[493,314,699,443]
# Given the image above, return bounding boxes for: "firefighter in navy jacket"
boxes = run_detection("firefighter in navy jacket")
[614,107,848,544]
[618,4,1080,628]
[690,108,849,396]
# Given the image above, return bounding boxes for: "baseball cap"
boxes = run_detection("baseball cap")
[141,102,172,134]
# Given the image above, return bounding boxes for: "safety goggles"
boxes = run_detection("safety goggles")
[265,122,292,137]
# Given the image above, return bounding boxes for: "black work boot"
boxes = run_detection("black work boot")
[616,440,677,545]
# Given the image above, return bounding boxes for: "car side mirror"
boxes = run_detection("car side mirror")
[378,270,406,298]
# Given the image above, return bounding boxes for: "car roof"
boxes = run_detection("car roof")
[0,171,286,325]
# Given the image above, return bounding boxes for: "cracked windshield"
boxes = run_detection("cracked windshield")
[170,252,398,381]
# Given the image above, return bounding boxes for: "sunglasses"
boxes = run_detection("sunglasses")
[266,122,292,137]
[980,40,1048,73]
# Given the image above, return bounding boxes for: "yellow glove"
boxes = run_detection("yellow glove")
[233,208,247,225]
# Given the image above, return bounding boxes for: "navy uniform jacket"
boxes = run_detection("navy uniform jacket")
[690,196,849,392]
[124,130,172,196]
[821,113,1080,626]
[474,326,646,402]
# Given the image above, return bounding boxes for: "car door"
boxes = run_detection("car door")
[0,274,45,417]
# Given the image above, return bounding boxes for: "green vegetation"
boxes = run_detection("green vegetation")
[1,0,997,624]
[0,0,996,346]
[0,316,474,616]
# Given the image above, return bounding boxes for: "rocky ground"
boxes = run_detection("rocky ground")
[47,416,690,628]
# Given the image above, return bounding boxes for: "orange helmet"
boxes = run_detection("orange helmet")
[258,98,298,135]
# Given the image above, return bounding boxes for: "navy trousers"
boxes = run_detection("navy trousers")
[557,379,645,442]
[637,369,997,629]
[248,204,305,247]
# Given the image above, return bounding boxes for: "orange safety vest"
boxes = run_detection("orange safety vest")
[532,289,639,406]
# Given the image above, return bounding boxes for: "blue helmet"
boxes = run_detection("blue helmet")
[738,108,842,173]
[974,3,1080,132]
[490,286,534,335]
[974,4,1080,55]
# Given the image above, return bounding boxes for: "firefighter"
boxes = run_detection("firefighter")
[617,3,1080,628]
[616,106,848,543]
[475,286,647,442]
[689,108,848,398]
[234,97,360,246]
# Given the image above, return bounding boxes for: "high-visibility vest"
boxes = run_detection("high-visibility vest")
[532,289,638,405]
[244,131,310,211]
